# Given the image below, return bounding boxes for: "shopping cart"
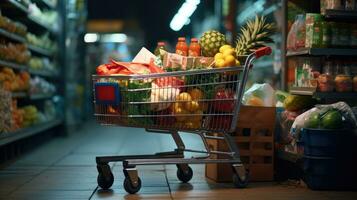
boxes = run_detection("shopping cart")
[92,47,272,194]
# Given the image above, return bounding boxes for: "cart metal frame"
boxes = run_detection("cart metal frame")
[93,47,272,194]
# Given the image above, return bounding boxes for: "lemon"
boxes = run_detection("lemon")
[214,53,224,60]
[219,45,232,53]
[176,92,192,102]
[215,58,226,68]
[185,101,200,112]
[222,48,235,57]
[224,55,236,66]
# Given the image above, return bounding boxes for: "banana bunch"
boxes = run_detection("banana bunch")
[235,15,275,57]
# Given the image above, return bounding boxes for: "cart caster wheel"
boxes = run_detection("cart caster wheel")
[97,171,114,190]
[233,172,249,188]
[123,177,141,194]
[177,166,193,183]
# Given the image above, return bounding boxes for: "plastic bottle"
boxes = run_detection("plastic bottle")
[154,42,166,57]
[188,38,201,57]
[175,37,188,56]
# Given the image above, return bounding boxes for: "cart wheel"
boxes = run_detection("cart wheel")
[97,171,114,190]
[232,171,249,188]
[177,166,193,183]
[123,177,142,194]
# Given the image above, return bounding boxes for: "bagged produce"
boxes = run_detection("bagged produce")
[242,83,275,107]
[291,102,357,139]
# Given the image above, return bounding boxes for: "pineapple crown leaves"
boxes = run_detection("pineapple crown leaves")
[235,15,276,56]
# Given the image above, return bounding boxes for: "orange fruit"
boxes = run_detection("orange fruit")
[189,88,204,100]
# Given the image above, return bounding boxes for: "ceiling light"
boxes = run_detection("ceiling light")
[84,33,98,43]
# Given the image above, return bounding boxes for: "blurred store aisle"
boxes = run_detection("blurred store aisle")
[0,122,356,200]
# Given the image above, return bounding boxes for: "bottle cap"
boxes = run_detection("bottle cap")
[178,37,186,42]
[191,38,198,42]
[157,42,165,46]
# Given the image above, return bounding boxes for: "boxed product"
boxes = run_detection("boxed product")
[295,57,321,87]
[162,52,214,71]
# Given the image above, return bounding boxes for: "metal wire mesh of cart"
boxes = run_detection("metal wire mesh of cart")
[92,66,248,133]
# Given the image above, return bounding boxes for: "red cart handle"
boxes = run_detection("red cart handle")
[254,47,272,59]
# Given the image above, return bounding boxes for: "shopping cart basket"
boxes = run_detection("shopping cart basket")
[92,47,272,194]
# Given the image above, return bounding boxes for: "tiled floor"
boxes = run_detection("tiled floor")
[0,123,356,200]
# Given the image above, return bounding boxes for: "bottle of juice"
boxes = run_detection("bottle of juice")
[175,37,188,56]
[154,42,166,57]
[188,38,201,57]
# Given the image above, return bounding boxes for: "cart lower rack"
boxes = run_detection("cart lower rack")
[92,47,272,194]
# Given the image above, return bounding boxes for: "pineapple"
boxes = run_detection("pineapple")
[235,15,275,58]
[199,30,227,57]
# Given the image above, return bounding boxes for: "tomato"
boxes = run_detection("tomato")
[212,88,235,112]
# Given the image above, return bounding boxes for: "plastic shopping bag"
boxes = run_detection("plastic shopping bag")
[242,83,276,107]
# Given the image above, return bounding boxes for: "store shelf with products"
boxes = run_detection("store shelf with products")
[30,93,54,100]
[27,44,54,57]
[324,9,357,20]
[0,28,26,43]
[33,0,56,10]
[287,48,357,57]
[0,59,27,71]
[290,86,357,99]
[0,119,62,147]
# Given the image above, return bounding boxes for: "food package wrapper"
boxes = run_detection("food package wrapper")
[242,83,276,107]
[162,51,214,71]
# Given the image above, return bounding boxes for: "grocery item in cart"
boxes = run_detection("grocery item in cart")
[162,52,214,71]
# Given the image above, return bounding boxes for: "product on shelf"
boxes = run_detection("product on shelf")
[0,43,31,64]
[11,100,24,130]
[305,13,323,48]
[295,57,321,88]
[318,60,335,92]
[0,68,30,92]
[22,105,39,127]
[287,14,306,50]
[29,56,57,72]
[26,32,57,52]
[30,76,56,95]
[0,89,11,133]
[28,3,58,30]
[0,14,27,37]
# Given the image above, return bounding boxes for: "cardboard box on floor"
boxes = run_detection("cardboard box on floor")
[205,106,275,182]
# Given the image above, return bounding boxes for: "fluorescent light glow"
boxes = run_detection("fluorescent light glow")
[84,33,128,43]
[101,33,127,43]
[84,33,98,43]
[170,0,200,31]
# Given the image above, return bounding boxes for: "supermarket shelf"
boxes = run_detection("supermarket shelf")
[29,68,58,78]
[26,15,57,35]
[4,0,28,14]
[30,93,54,100]
[27,44,54,57]
[0,59,27,71]
[11,92,28,98]
[0,28,26,43]
[324,9,357,20]
[0,119,62,147]
[287,48,357,57]
[33,0,56,10]
[290,86,357,99]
